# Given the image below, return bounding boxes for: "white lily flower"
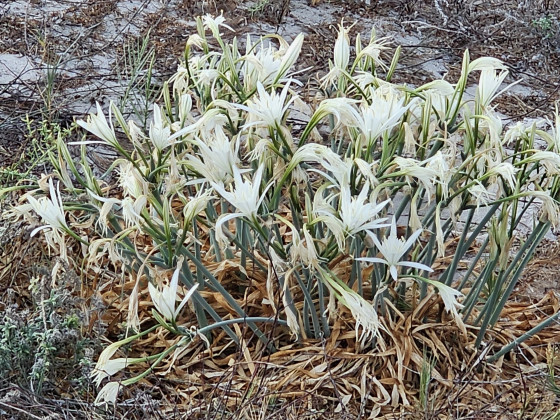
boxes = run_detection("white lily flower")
[86,190,120,235]
[246,136,276,167]
[524,150,560,175]
[211,165,272,246]
[479,110,504,152]
[314,183,389,250]
[186,131,240,184]
[301,224,321,269]
[91,357,145,387]
[425,151,452,199]
[487,162,518,191]
[353,71,377,90]
[76,102,118,147]
[541,195,560,229]
[413,80,456,119]
[118,161,148,199]
[321,20,352,86]
[186,33,205,49]
[202,13,233,38]
[468,56,507,73]
[358,220,433,281]
[540,105,560,153]
[182,190,213,224]
[91,332,144,388]
[199,68,221,86]
[468,182,494,209]
[355,36,390,70]
[240,82,295,129]
[319,267,382,345]
[243,44,273,89]
[521,190,560,228]
[149,104,172,150]
[121,196,147,229]
[26,179,68,236]
[339,184,389,235]
[178,94,193,125]
[275,33,304,83]
[334,20,351,71]
[289,143,353,186]
[394,156,439,201]
[128,120,145,149]
[421,278,464,319]
[476,68,515,109]
[338,287,382,345]
[354,158,380,188]
[243,34,304,88]
[309,97,360,132]
[354,87,409,147]
[212,164,270,217]
[87,237,125,269]
[417,79,456,96]
[289,228,308,266]
[169,108,228,143]
[437,284,464,318]
[163,147,187,196]
[148,259,199,323]
[94,382,121,405]
[321,156,354,188]
[117,161,148,228]
[170,65,190,96]
[503,121,531,146]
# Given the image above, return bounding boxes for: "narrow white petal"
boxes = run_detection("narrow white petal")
[94,382,121,405]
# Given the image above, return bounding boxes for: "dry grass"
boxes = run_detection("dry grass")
[1,216,560,419]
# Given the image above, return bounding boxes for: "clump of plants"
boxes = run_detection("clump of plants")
[532,14,559,40]
[0,265,92,395]
[6,14,560,406]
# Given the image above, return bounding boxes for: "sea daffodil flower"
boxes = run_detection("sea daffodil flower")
[94,382,121,405]
[319,267,382,346]
[148,258,199,323]
[76,102,118,148]
[239,81,295,129]
[321,20,352,86]
[149,104,172,150]
[211,164,272,246]
[421,278,464,319]
[314,183,389,250]
[91,357,145,387]
[26,179,68,236]
[358,220,433,281]
[202,13,233,38]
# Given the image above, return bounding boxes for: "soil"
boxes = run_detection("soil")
[1,0,560,125]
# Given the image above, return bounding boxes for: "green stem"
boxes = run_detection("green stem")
[487,311,560,363]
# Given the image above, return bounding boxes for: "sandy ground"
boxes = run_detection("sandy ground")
[1,0,559,120]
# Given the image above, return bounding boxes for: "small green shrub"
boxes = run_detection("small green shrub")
[0,266,93,395]
[532,15,557,39]
[0,117,62,191]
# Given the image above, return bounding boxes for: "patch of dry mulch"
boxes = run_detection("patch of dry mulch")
[2,214,560,419]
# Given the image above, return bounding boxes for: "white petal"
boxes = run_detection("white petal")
[94,382,121,405]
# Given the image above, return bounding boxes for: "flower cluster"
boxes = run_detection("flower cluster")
[10,14,560,405]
